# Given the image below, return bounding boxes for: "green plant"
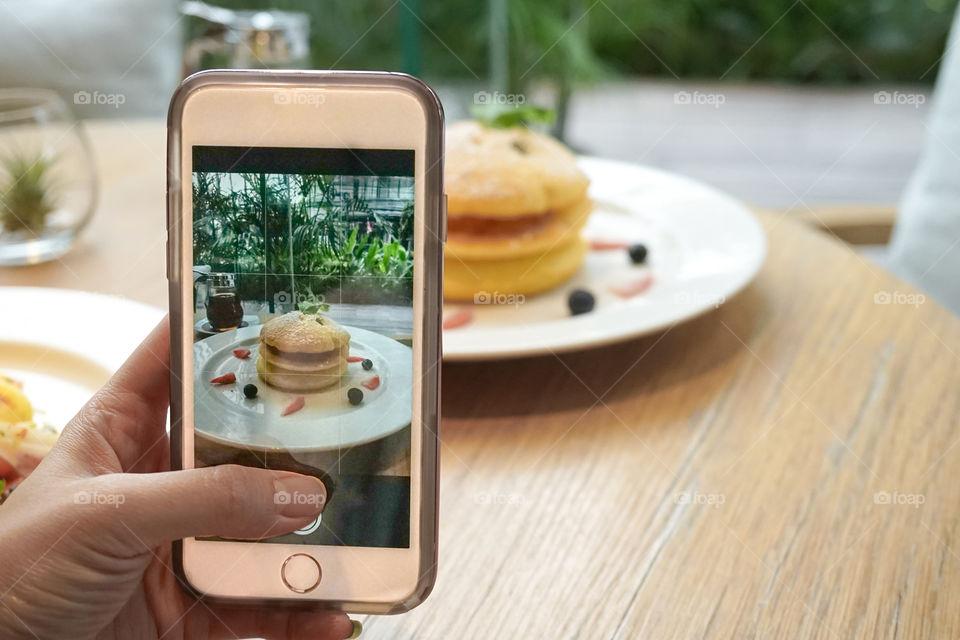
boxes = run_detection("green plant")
[590,0,958,82]
[297,292,330,314]
[197,0,957,84]
[470,103,557,128]
[0,151,58,235]
[192,171,415,306]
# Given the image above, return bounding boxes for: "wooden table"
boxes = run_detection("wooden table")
[5,121,960,638]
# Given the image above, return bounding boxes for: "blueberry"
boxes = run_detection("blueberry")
[568,289,595,315]
[628,243,648,264]
[361,358,373,371]
[243,383,258,399]
[347,387,364,406]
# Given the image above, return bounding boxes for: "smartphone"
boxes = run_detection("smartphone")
[166,70,443,613]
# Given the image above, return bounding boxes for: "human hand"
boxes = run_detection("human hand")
[0,318,358,640]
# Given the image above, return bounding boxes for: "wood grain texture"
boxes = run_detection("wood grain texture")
[5,121,958,639]
[370,221,960,638]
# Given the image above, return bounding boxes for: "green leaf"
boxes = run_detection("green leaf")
[364,242,379,269]
[0,150,60,234]
[469,103,556,129]
[298,293,329,315]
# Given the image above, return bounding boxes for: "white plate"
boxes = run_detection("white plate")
[441,157,767,360]
[193,325,412,452]
[0,287,164,431]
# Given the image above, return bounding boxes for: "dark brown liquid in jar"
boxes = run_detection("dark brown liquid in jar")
[206,293,243,331]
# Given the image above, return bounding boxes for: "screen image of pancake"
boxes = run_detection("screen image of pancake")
[191,146,415,548]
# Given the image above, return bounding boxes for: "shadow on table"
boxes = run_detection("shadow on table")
[441,283,765,426]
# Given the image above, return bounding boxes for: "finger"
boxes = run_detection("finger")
[56,317,171,473]
[190,605,356,640]
[93,465,328,552]
[103,315,171,415]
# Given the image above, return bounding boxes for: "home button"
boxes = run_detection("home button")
[281,553,321,593]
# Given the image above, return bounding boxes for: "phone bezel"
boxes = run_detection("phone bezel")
[167,70,443,614]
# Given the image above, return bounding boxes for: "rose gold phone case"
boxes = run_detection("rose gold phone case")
[166,69,443,613]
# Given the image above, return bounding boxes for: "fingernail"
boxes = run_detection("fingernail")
[346,619,362,638]
[272,472,327,518]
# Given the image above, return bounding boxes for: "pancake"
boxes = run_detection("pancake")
[260,311,350,354]
[442,121,592,302]
[445,121,589,216]
[256,311,350,392]
[257,357,348,392]
[443,236,588,300]
[445,198,592,261]
[258,343,348,372]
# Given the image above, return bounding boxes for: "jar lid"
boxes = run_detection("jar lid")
[209,272,237,287]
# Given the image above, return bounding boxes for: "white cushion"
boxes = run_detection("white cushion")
[888,8,960,314]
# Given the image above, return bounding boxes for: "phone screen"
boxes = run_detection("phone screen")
[191,145,414,549]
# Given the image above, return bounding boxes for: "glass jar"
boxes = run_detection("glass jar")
[205,272,244,331]
[0,89,97,265]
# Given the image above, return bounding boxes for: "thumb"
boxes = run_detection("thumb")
[90,465,327,553]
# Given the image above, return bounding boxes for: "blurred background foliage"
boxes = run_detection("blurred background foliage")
[193,0,957,85]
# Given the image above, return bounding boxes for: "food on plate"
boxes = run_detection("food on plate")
[0,421,56,481]
[210,372,236,385]
[281,396,305,417]
[628,243,648,264]
[0,376,58,487]
[0,376,33,423]
[361,358,374,371]
[589,239,629,251]
[257,311,350,392]
[347,387,364,406]
[362,375,381,391]
[611,274,654,299]
[568,289,596,315]
[243,383,258,399]
[346,355,366,363]
[233,348,251,359]
[442,307,474,330]
[443,120,592,300]
[445,240,587,301]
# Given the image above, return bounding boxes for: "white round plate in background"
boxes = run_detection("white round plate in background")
[441,157,767,360]
[0,287,164,431]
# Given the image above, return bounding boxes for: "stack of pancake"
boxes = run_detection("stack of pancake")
[256,311,350,392]
[443,121,592,301]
